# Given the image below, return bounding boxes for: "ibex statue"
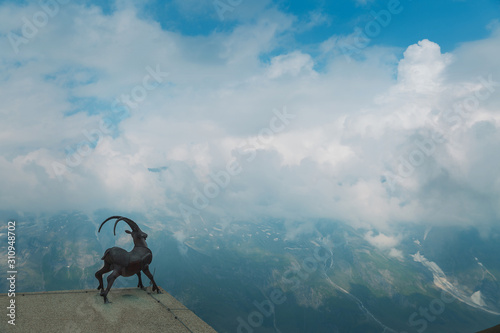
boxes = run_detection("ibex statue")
[95,216,160,303]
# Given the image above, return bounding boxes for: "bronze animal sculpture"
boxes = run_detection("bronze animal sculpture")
[95,216,160,303]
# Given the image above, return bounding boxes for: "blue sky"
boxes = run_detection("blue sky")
[1,0,498,48]
[98,0,500,51]
[74,0,500,72]
[0,0,500,231]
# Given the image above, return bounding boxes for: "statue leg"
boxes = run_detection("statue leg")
[142,266,161,294]
[100,269,121,303]
[137,272,144,289]
[95,262,111,291]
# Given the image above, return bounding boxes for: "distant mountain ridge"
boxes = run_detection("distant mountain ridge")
[1,210,500,332]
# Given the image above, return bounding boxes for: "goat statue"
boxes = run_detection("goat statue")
[95,216,160,303]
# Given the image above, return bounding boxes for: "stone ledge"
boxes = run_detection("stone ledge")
[1,286,217,333]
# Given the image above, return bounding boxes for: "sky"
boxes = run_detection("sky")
[0,0,500,232]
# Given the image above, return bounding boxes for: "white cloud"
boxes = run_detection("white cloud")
[388,248,404,260]
[266,51,314,79]
[364,231,401,250]
[396,39,453,94]
[296,10,332,32]
[0,2,499,232]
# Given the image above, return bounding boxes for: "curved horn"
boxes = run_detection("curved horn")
[113,217,139,235]
[98,216,140,235]
[98,216,123,233]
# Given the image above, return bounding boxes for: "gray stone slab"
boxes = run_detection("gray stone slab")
[0,287,217,333]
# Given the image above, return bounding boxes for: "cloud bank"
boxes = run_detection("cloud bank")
[1,2,499,231]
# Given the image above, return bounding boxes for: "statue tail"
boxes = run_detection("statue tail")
[101,248,111,260]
